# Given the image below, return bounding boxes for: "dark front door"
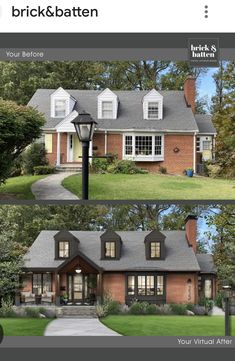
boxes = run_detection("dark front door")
[68,274,88,304]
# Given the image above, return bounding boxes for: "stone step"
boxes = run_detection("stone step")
[56,167,82,173]
[56,306,97,318]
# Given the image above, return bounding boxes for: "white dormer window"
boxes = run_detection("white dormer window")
[51,87,76,119]
[143,89,163,120]
[98,88,118,119]
[54,99,67,118]
[102,101,113,119]
[148,102,159,119]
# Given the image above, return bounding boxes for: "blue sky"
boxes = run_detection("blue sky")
[197,67,218,104]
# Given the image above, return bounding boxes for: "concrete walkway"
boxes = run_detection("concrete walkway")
[44,318,120,336]
[211,306,225,315]
[31,172,79,200]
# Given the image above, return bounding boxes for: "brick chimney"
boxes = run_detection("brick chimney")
[185,215,197,252]
[184,75,196,113]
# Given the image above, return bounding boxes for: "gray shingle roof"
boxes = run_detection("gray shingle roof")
[196,254,217,274]
[28,89,199,132]
[195,114,216,134]
[23,230,202,272]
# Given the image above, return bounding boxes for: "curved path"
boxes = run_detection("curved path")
[31,172,79,200]
[44,318,120,336]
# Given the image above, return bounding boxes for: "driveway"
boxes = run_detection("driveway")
[31,172,79,200]
[44,318,120,336]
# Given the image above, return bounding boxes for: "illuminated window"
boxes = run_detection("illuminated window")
[104,241,116,258]
[150,242,161,258]
[59,241,69,258]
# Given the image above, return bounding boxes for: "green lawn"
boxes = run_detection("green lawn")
[0,318,52,336]
[63,173,235,200]
[101,315,235,336]
[0,175,46,200]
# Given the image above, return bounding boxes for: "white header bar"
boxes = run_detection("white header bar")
[0,0,234,33]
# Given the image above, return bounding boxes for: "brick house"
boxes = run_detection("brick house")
[28,76,216,175]
[19,216,217,306]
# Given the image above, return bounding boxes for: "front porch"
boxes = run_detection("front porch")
[18,252,103,307]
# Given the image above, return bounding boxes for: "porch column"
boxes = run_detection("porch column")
[54,272,60,306]
[193,132,196,173]
[104,131,108,154]
[97,272,103,304]
[89,139,93,164]
[56,132,61,167]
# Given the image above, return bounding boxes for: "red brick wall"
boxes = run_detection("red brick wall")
[93,133,105,155]
[166,273,198,304]
[137,134,194,174]
[46,132,68,166]
[102,273,125,303]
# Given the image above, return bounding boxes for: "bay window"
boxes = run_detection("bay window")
[124,134,164,160]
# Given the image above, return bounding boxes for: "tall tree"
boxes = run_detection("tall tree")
[211,62,235,177]
[205,205,235,287]
[0,99,45,184]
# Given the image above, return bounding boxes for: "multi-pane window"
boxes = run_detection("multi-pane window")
[135,136,152,156]
[33,273,52,295]
[148,102,159,119]
[102,101,113,118]
[125,136,133,155]
[127,276,135,296]
[155,136,162,155]
[127,275,165,297]
[104,241,116,258]
[196,136,201,152]
[54,99,66,117]
[204,279,212,299]
[124,135,163,157]
[150,242,161,258]
[59,241,70,258]
[203,141,211,150]
[156,276,164,295]
[137,276,155,296]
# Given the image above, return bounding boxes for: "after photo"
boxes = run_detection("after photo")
[0,204,234,336]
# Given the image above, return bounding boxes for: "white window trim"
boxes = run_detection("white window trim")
[196,136,212,152]
[52,98,70,118]
[122,133,164,162]
[147,101,160,120]
[101,100,114,119]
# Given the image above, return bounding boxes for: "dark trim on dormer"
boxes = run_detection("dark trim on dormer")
[54,230,79,260]
[100,230,122,260]
[144,230,166,260]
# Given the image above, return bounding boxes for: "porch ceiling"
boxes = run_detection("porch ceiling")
[57,251,102,274]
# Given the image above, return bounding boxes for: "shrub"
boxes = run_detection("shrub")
[33,165,55,175]
[186,303,194,311]
[91,158,109,173]
[107,160,148,174]
[0,297,16,318]
[106,300,121,315]
[215,292,223,308]
[22,143,48,175]
[24,307,41,318]
[96,304,109,318]
[145,304,157,315]
[170,303,187,315]
[156,304,172,315]
[192,305,206,316]
[129,302,144,315]
[159,166,167,174]
[207,164,222,178]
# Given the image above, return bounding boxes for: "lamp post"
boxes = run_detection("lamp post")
[71,111,97,200]
[222,285,232,336]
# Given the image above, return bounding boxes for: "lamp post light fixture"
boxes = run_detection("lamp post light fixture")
[222,285,232,336]
[71,111,97,200]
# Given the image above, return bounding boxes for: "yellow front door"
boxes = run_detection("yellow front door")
[73,134,82,162]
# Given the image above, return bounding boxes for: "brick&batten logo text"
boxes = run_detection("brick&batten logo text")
[188,39,219,67]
